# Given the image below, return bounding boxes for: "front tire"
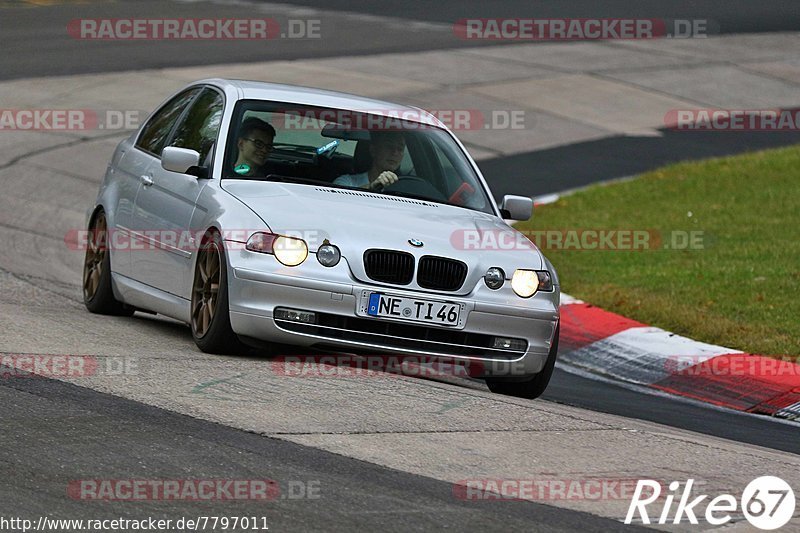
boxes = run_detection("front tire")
[190,231,244,354]
[486,324,559,399]
[83,211,134,316]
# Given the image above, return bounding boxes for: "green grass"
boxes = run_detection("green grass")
[517,145,800,359]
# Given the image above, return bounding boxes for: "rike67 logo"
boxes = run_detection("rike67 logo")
[625,476,795,530]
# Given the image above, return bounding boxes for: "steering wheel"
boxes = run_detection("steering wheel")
[380,175,448,202]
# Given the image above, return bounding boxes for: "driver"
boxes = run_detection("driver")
[232,117,276,177]
[334,131,405,190]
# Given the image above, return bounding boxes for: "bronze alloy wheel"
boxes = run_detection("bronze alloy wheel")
[82,210,133,316]
[191,239,221,338]
[83,212,107,302]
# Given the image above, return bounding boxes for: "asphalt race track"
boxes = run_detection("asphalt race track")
[2,373,646,532]
[1,1,799,530]
[3,0,800,80]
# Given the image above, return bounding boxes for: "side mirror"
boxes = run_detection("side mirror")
[161,147,203,176]
[499,195,533,221]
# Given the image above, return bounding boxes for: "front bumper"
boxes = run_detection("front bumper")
[226,250,559,377]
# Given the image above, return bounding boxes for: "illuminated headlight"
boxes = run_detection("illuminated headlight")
[245,232,308,267]
[273,236,308,266]
[511,270,554,298]
[484,267,505,289]
[316,244,341,267]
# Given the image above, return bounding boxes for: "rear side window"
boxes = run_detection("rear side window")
[168,88,224,164]
[136,88,201,157]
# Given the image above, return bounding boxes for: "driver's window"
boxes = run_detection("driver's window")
[168,88,224,164]
[136,88,201,157]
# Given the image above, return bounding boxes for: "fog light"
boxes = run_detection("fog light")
[274,308,316,324]
[317,243,341,267]
[484,267,505,289]
[492,337,527,351]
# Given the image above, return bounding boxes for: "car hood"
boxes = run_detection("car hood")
[224,181,545,294]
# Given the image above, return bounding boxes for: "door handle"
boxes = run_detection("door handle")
[140,174,154,187]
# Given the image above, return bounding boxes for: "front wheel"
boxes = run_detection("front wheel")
[485,324,559,399]
[190,231,244,354]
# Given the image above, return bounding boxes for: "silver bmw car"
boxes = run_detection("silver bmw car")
[83,79,560,398]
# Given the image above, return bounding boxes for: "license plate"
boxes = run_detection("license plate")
[367,293,461,326]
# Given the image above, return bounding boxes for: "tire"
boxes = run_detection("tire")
[485,324,559,399]
[190,230,244,354]
[83,211,135,316]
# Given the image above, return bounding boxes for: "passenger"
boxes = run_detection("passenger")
[233,117,276,177]
[334,131,405,191]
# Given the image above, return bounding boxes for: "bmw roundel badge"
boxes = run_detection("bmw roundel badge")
[408,238,423,247]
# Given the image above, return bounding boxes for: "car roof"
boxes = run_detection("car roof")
[197,78,445,128]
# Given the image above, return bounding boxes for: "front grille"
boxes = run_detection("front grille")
[274,312,527,359]
[363,249,414,285]
[417,256,468,291]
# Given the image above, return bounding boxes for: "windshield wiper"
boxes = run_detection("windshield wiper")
[380,189,444,204]
[380,188,488,212]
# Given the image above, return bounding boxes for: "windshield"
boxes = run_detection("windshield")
[223,100,495,214]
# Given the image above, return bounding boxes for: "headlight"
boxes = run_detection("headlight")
[535,270,553,291]
[245,232,276,254]
[316,243,341,267]
[484,267,505,289]
[511,269,539,298]
[511,269,554,298]
[273,235,308,266]
[245,232,308,267]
